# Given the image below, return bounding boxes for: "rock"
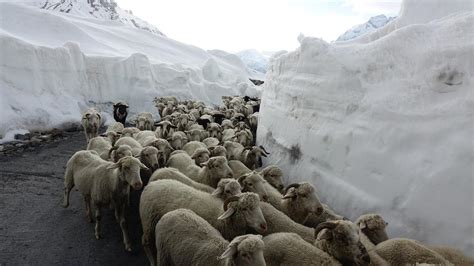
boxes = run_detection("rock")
[0,145,4,152]
[39,134,52,141]
[50,129,64,138]
[14,133,32,141]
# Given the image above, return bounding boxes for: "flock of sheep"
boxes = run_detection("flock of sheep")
[63,96,472,265]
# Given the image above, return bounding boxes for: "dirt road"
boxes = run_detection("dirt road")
[0,131,147,265]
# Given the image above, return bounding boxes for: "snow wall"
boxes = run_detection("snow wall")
[258,0,473,254]
[0,2,258,141]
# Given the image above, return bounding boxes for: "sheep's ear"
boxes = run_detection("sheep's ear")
[211,187,223,196]
[140,163,148,170]
[200,160,209,167]
[217,207,236,220]
[282,187,297,199]
[317,229,333,241]
[107,162,120,169]
[358,221,367,230]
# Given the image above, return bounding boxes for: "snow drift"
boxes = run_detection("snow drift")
[258,0,473,254]
[0,2,257,140]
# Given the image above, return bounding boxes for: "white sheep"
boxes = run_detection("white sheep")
[134,130,157,146]
[263,232,340,265]
[203,137,220,148]
[236,171,269,202]
[86,136,113,160]
[139,180,267,265]
[186,129,208,141]
[209,145,228,158]
[314,220,371,265]
[115,136,143,156]
[149,167,214,194]
[304,203,345,228]
[207,122,222,140]
[121,127,140,138]
[106,122,124,134]
[169,131,188,150]
[108,144,133,163]
[259,165,285,193]
[155,120,177,140]
[81,108,101,143]
[355,213,389,251]
[222,129,236,142]
[427,245,474,265]
[167,153,233,187]
[155,209,266,266]
[62,150,147,251]
[221,119,234,130]
[212,178,242,201]
[182,141,207,157]
[135,112,154,131]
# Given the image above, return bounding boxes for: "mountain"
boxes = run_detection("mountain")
[236,49,270,79]
[336,14,395,42]
[20,0,165,36]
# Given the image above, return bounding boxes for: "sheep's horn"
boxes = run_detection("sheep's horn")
[108,146,119,158]
[169,124,178,129]
[284,183,301,193]
[259,145,270,155]
[314,221,339,237]
[223,196,240,211]
[237,174,248,186]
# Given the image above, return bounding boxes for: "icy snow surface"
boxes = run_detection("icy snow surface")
[0,2,258,139]
[336,15,395,42]
[258,0,473,254]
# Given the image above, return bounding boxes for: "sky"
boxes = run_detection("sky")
[115,0,402,52]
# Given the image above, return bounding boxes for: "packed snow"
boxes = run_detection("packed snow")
[258,0,473,255]
[236,49,271,79]
[336,15,395,42]
[0,1,258,141]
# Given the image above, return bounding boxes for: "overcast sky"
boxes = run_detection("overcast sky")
[115,0,402,52]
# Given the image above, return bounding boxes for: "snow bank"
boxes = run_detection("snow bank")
[0,2,257,139]
[258,0,473,254]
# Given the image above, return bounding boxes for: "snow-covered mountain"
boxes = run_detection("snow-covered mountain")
[236,49,269,74]
[336,14,395,42]
[0,1,258,141]
[260,0,473,255]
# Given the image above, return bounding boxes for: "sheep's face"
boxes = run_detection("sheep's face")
[112,145,132,162]
[223,235,266,266]
[283,183,324,216]
[208,126,221,139]
[204,156,233,179]
[317,221,370,265]
[171,136,185,150]
[213,179,242,200]
[356,214,389,245]
[136,117,150,130]
[83,112,101,131]
[222,121,234,130]
[236,132,250,146]
[211,146,227,158]
[261,167,284,192]
[140,147,160,170]
[219,193,267,233]
[238,173,268,202]
[193,151,210,166]
[104,131,119,146]
[121,128,139,138]
[186,130,204,142]
[109,156,146,190]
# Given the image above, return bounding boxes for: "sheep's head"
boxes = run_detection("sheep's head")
[191,148,210,166]
[82,110,101,130]
[282,183,324,219]
[238,172,269,202]
[225,109,235,119]
[218,193,267,233]
[186,129,207,142]
[209,145,227,158]
[212,178,242,200]
[207,123,222,139]
[244,146,270,169]
[200,156,233,181]
[355,214,389,245]
[121,127,139,138]
[260,165,284,193]
[135,116,151,131]
[218,234,266,266]
[235,121,249,131]
[107,156,147,190]
[170,133,187,150]
[221,119,234,130]
[156,121,177,139]
[315,220,370,266]
[235,130,251,146]
[109,144,132,163]
[139,146,160,171]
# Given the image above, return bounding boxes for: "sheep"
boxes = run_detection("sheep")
[81,108,101,143]
[263,233,341,266]
[135,112,154,131]
[86,136,113,160]
[203,137,220,148]
[369,238,449,265]
[222,129,236,142]
[221,119,234,130]
[208,122,223,140]
[121,127,140,138]
[155,102,166,117]
[314,220,371,265]
[135,130,157,146]
[62,150,147,252]
[182,140,207,156]
[224,141,244,160]
[427,245,474,265]
[228,159,252,178]
[176,113,192,131]
[108,144,133,163]
[259,165,284,193]
[186,129,208,141]
[212,178,242,201]
[139,180,267,265]
[278,183,324,224]
[169,131,188,150]
[240,146,270,170]
[236,171,269,202]
[114,136,143,156]
[209,145,227,158]
[161,101,175,117]
[304,203,345,228]
[167,153,233,187]
[155,209,266,266]
[189,109,201,120]
[106,121,124,134]
[190,148,210,166]
[113,102,128,124]
[234,130,253,147]
[140,137,174,165]
[255,202,315,244]
[155,121,177,140]
[149,167,214,193]
[355,214,389,251]
[248,113,258,132]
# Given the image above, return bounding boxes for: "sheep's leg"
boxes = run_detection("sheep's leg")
[117,204,132,252]
[62,169,74,208]
[94,204,102,239]
[84,196,92,223]
[143,234,156,266]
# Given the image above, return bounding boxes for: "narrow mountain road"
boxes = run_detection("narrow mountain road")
[0,131,147,265]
